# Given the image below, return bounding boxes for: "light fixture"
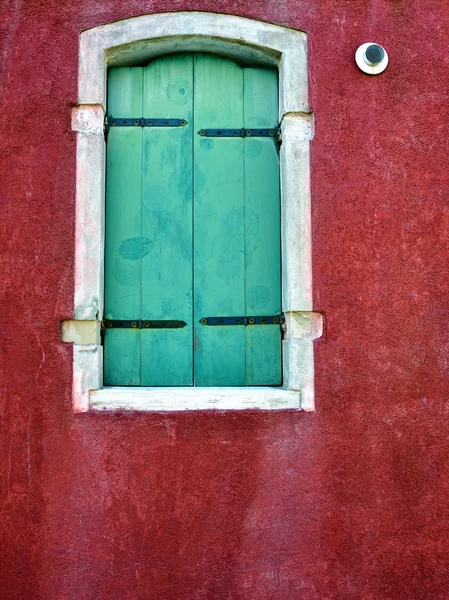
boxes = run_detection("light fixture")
[355,43,388,75]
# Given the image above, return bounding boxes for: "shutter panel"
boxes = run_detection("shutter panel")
[193,56,281,385]
[104,67,143,385]
[140,54,194,386]
[193,54,246,386]
[243,68,282,385]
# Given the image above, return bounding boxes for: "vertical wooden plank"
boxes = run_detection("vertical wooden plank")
[193,54,246,386]
[104,67,143,385]
[140,54,194,386]
[243,68,282,385]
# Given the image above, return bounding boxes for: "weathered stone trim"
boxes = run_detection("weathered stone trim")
[72,105,106,321]
[73,345,102,413]
[71,12,318,412]
[78,12,308,116]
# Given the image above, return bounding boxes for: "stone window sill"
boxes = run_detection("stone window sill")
[90,387,302,411]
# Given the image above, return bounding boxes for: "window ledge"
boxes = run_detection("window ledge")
[90,387,302,412]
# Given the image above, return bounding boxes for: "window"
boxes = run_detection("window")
[67,13,321,412]
[104,53,282,387]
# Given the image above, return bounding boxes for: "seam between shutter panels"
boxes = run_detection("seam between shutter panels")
[242,68,247,386]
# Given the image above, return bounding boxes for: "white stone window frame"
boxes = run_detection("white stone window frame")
[66,12,322,413]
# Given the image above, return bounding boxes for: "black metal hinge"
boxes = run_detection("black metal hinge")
[199,315,284,326]
[198,128,280,138]
[104,116,187,136]
[103,319,187,329]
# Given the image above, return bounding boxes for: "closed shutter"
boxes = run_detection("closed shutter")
[104,53,281,387]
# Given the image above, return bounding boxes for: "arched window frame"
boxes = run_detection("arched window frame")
[67,12,322,412]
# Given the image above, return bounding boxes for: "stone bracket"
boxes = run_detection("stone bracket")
[72,104,105,135]
[284,311,323,341]
[62,320,102,345]
[280,112,315,143]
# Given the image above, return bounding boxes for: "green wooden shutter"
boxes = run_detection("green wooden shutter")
[104,53,281,387]
[140,55,194,386]
[104,67,143,385]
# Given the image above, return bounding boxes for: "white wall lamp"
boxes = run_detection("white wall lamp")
[355,43,388,75]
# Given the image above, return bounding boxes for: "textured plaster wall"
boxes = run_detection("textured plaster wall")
[1,1,448,599]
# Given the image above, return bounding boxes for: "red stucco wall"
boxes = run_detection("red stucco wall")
[1,1,448,598]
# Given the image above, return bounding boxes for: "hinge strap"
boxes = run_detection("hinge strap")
[198,127,280,138]
[105,117,187,128]
[103,319,187,329]
[199,315,284,326]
